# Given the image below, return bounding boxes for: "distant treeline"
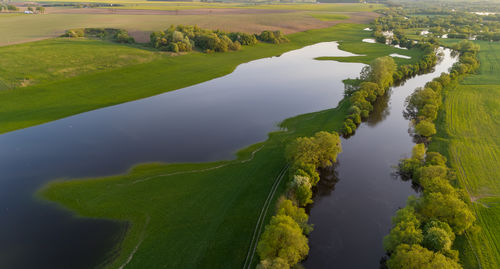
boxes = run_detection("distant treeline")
[62,25,290,54]
[376,7,500,41]
[150,25,289,53]
[340,15,443,137]
[256,131,342,269]
[0,4,18,11]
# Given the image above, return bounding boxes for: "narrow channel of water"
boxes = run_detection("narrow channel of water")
[0,42,365,269]
[303,48,458,268]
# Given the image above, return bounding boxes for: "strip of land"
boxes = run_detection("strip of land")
[430,40,500,269]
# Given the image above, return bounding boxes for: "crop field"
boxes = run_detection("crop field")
[0,23,421,134]
[430,40,500,269]
[308,12,350,21]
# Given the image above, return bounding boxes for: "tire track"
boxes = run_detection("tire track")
[242,165,289,269]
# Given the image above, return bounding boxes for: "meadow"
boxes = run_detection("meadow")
[430,40,500,269]
[0,38,161,90]
[0,23,420,134]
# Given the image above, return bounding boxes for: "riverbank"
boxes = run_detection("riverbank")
[0,23,421,134]
[430,40,500,269]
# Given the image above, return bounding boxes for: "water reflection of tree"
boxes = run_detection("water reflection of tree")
[366,90,391,126]
[305,164,340,214]
[313,164,340,197]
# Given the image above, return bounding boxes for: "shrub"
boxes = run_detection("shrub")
[257,30,289,44]
[115,29,134,44]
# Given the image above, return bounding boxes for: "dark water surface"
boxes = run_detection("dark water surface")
[0,42,365,269]
[303,48,457,269]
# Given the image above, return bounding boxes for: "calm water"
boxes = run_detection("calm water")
[0,42,365,269]
[303,48,458,268]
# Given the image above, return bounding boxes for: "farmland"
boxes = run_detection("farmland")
[430,40,500,269]
[0,3,381,46]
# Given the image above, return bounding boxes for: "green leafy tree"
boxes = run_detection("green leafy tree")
[383,207,423,253]
[415,120,436,137]
[418,192,475,234]
[412,143,426,161]
[420,177,456,196]
[290,175,312,207]
[257,215,309,267]
[368,56,397,89]
[36,6,45,13]
[387,244,462,269]
[425,152,447,166]
[423,227,453,252]
[277,198,313,235]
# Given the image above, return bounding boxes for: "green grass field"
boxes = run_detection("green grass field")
[0,23,421,134]
[0,38,161,90]
[40,100,350,269]
[430,40,500,269]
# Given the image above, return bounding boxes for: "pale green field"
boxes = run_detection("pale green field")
[0,38,161,90]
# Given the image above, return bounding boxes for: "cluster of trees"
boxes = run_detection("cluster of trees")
[25,6,45,13]
[342,56,397,135]
[0,4,18,11]
[256,131,342,269]
[256,30,289,44]
[405,40,479,139]
[285,131,342,206]
[344,23,443,136]
[385,39,481,268]
[385,143,476,268]
[150,25,261,53]
[256,198,311,269]
[374,7,500,42]
[63,28,134,44]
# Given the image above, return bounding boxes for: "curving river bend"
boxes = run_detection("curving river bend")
[0,42,457,268]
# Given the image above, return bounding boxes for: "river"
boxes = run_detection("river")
[303,48,457,268]
[0,42,363,269]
